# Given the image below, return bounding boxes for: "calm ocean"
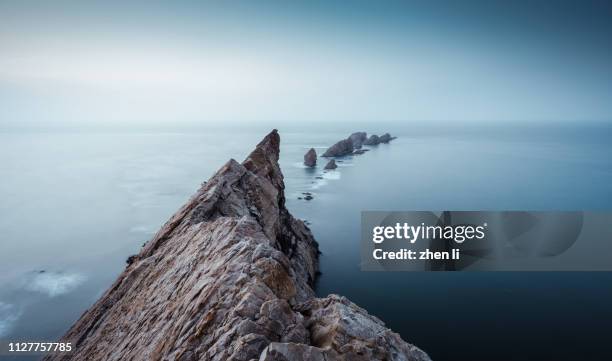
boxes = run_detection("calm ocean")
[1,124,611,360]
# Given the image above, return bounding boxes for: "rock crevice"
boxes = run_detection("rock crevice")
[45,130,429,361]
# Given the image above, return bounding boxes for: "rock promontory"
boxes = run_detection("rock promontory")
[45,130,429,361]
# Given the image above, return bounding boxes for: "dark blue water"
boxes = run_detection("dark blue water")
[1,125,611,360]
[289,127,612,361]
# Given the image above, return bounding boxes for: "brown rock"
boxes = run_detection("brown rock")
[321,139,353,157]
[303,148,317,167]
[363,134,380,145]
[324,160,337,170]
[44,130,429,361]
[379,133,396,143]
[348,132,367,149]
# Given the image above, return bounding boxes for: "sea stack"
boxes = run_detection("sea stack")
[304,148,317,167]
[379,133,396,143]
[363,134,381,145]
[324,159,338,170]
[348,132,367,149]
[44,130,429,361]
[364,133,396,145]
[321,138,353,157]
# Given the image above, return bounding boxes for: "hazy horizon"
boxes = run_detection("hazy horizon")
[1,0,612,130]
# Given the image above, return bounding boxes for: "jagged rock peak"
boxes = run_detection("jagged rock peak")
[44,130,429,361]
[243,129,283,188]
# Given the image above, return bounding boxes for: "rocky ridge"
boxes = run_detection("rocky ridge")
[323,131,395,157]
[45,130,429,361]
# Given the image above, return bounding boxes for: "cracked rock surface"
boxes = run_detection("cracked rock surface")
[45,130,430,361]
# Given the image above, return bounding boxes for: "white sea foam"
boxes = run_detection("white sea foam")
[310,180,327,190]
[309,170,342,189]
[337,162,354,167]
[129,225,155,234]
[322,171,341,180]
[292,162,309,169]
[24,271,86,297]
[0,302,20,338]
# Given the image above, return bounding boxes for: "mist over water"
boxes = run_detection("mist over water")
[1,125,612,360]
[1,1,612,360]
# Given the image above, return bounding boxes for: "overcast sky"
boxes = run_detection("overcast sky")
[1,0,611,130]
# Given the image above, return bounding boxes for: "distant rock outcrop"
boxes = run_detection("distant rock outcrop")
[364,133,396,145]
[348,132,367,149]
[322,138,354,157]
[363,134,381,145]
[304,148,317,167]
[45,130,428,361]
[323,132,396,157]
[379,133,396,143]
[324,159,337,170]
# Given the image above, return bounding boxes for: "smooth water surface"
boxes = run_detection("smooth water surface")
[1,126,612,360]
